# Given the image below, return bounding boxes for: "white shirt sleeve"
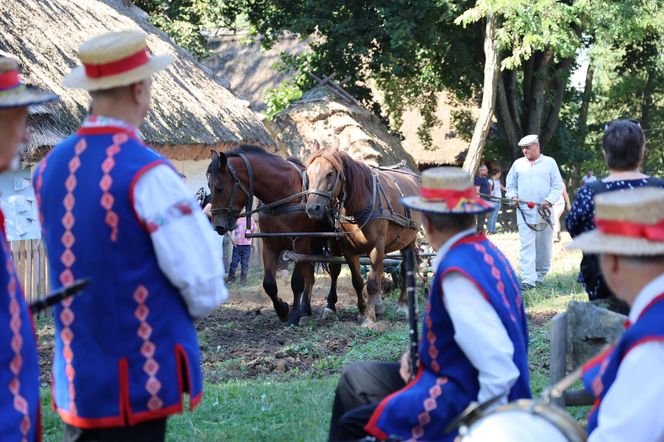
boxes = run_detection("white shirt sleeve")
[544,158,564,204]
[133,164,229,320]
[588,342,664,442]
[442,272,520,404]
[505,162,518,200]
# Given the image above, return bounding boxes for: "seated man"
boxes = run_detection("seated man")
[570,187,664,441]
[328,167,532,442]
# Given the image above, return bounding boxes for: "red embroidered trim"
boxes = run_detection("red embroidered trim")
[129,160,169,231]
[489,241,523,314]
[34,157,48,236]
[59,138,87,415]
[99,133,127,242]
[2,233,31,440]
[364,366,425,440]
[424,300,440,373]
[133,285,164,411]
[410,377,448,441]
[473,243,517,324]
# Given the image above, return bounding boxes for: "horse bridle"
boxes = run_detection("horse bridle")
[307,164,347,229]
[210,152,254,229]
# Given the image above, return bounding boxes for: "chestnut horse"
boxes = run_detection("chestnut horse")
[305,146,421,325]
[207,145,343,325]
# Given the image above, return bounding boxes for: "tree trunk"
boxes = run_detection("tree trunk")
[526,51,552,136]
[576,57,595,147]
[641,68,656,130]
[497,74,520,154]
[540,58,573,147]
[463,14,500,175]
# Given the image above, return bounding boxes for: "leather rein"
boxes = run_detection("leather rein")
[209,152,310,226]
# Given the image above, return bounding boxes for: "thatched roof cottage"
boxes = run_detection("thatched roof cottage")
[0,0,275,190]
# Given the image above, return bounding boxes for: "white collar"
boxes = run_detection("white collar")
[431,227,477,271]
[629,272,664,323]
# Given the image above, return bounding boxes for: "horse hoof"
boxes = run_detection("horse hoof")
[395,303,408,319]
[361,318,375,328]
[299,315,313,326]
[322,308,337,320]
[375,298,385,316]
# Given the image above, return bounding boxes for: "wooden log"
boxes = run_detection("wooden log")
[282,252,401,267]
[246,232,344,238]
[563,389,595,407]
[550,312,568,407]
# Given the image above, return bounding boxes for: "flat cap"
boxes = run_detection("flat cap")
[517,134,539,147]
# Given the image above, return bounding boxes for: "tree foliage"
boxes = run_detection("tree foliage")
[134,0,230,58]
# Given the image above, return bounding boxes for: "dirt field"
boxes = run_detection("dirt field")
[36,266,408,385]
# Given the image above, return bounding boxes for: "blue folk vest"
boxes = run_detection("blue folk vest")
[582,292,664,434]
[366,234,531,441]
[34,126,203,428]
[0,210,41,441]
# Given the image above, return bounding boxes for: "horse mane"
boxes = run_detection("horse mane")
[208,144,295,175]
[286,156,305,168]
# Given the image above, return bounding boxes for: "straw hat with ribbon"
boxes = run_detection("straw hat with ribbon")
[568,187,664,256]
[402,167,493,214]
[0,57,58,108]
[63,30,174,91]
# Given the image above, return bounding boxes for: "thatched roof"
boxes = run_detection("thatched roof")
[203,30,309,113]
[400,92,478,169]
[0,0,275,161]
[267,85,417,169]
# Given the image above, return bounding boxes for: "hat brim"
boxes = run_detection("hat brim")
[401,195,493,215]
[0,86,59,109]
[568,230,664,256]
[62,54,174,91]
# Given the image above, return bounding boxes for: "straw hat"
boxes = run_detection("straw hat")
[568,187,664,256]
[0,57,58,108]
[402,167,493,214]
[63,31,174,91]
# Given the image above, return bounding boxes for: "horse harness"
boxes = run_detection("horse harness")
[309,163,419,232]
[210,152,310,227]
[210,151,254,228]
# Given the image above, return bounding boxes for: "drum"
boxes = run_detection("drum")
[457,400,586,442]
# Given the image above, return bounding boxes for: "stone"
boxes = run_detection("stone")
[567,301,627,369]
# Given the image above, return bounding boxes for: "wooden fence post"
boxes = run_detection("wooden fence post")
[550,312,568,407]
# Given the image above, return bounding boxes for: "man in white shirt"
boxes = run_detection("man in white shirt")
[581,170,597,185]
[506,134,563,289]
[328,167,531,442]
[569,187,664,442]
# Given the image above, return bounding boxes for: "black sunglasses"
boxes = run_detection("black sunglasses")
[604,119,641,131]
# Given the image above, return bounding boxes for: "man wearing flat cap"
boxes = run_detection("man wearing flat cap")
[569,187,664,441]
[33,31,228,441]
[0,56,58,441]
[328,167,531,441]
[506,134,563,290]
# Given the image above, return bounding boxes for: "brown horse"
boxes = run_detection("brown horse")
[207,145,343,326]
[304,146,421,324]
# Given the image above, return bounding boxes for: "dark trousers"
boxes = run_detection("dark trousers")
[229,244,251,282]
[63,419,167,442]
[329,361,405,442]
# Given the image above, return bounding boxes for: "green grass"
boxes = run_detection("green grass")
[38,232,590,440]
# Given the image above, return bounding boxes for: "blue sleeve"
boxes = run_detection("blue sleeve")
[474,176,481,186]
[566,185,595,237]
